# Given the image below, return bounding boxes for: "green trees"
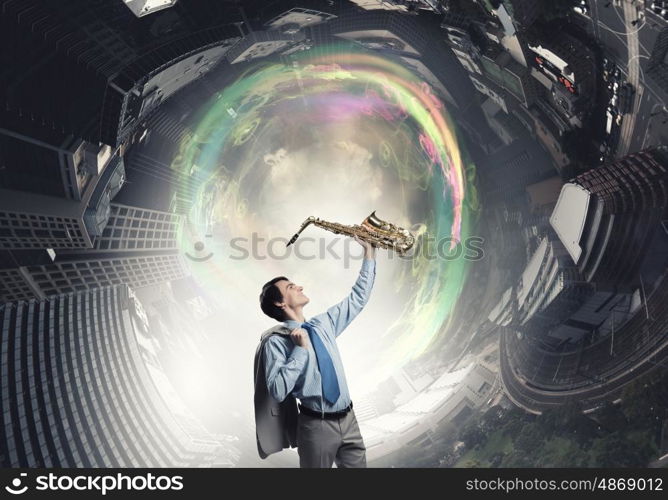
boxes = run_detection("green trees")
[461,365,668,467]
[536,402,601,444]
[461,416,487,450]
[588,431,657,467]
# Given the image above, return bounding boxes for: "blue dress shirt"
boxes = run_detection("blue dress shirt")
[263,258,376,413]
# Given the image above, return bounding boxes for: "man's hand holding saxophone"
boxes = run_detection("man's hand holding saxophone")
[353,234,376,260]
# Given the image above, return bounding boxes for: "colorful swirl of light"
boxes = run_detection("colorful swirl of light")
[172,43,480,388]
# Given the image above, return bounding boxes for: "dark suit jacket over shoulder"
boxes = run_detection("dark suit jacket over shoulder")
[253,325,299,459]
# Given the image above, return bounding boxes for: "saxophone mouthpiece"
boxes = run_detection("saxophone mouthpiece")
[286,233,299,247]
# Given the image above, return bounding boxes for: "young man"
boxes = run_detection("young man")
[257,236,376,468]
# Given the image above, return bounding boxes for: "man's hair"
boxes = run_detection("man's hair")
[260,276,288,321]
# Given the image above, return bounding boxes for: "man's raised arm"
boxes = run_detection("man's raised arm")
[313,254,376,338]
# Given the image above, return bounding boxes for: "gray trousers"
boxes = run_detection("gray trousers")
[296,409,366,468]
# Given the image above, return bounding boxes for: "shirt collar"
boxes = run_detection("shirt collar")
[283,319,304,329]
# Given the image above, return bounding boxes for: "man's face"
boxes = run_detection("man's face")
[274,279,310,311]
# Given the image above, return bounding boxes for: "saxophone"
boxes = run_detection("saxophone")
[286,211,415,254]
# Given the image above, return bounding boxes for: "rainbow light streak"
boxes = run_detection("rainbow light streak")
[171,44,480,383]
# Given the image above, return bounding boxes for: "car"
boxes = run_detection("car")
[605,109,614,135]
[444,26,468,38]
[613,67,621,80]
[574,1,589,15]
[619,83,635,113]
[612,81,619,94]
[650,2,668,20]
[603,60,616,80]
[607,105,620,123]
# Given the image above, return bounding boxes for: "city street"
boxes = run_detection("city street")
[587,0,667,155]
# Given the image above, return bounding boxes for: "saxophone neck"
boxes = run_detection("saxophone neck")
[298,216,318,232]
[286,216,317,247]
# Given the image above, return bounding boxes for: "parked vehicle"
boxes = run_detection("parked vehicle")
[605,110,614,135]
[619,83,635,114]
[603,59,618,83]
[574,0,589,15]
[652,1,668,18]
[650,1,665,14]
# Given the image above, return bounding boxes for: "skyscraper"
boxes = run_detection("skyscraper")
[488,236,595,334]
[0,285,236,467]
[0,155,125,251]
[89,204,180,253]
[0,203,187,300]
[23,254,187,299]
[550,147,668,289]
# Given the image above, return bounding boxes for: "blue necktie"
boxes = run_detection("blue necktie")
[301,322,340,405]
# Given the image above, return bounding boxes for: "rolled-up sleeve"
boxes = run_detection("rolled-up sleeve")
[263,337,308,402]
[315,258,376,338]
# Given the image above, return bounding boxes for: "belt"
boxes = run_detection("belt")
[298,402,353,420]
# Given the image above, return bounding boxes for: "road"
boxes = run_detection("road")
[617,0,641,155]
[587,0,667,156]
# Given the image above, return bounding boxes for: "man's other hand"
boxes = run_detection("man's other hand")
[290,328,310,348]
[353,235,376,260]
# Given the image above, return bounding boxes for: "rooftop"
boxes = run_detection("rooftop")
[550,182,591,264]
